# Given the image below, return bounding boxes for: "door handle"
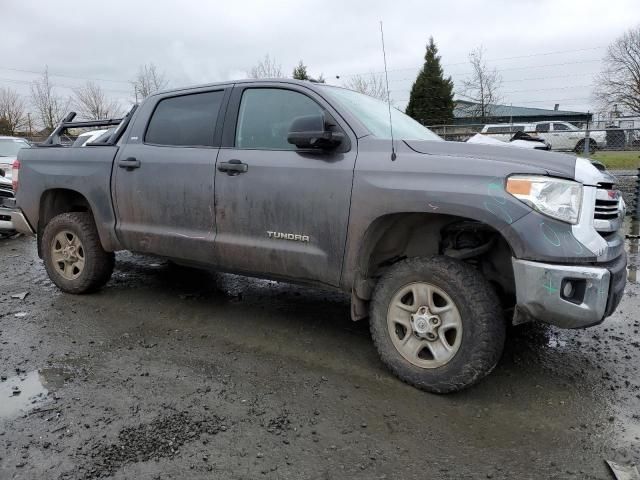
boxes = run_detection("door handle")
[118,157,141,170]
[218,159,248,176]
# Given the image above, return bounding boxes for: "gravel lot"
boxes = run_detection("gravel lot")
[1,234,640,479]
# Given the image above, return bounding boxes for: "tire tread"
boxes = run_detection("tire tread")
[42,212,114,294]
[369,256,505,393]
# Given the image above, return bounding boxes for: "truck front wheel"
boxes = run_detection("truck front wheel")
[42,212,114,294]
[369,256,505,393]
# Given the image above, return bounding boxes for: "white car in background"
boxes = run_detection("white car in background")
[481,121,606,152]
[529,121,605,152]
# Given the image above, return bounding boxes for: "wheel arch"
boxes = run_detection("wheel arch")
[37,188,113,257]
[347,212,517,321]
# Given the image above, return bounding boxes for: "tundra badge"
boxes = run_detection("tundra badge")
[267,231,310,242]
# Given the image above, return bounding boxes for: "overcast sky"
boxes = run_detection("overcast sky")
[2,0,639,121]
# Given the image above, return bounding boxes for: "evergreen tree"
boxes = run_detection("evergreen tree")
[405,37,454,125]
[292,61,310,80]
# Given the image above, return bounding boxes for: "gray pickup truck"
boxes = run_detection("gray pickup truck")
[10,79,627,393]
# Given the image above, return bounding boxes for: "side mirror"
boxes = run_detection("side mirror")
[287,114,344,150]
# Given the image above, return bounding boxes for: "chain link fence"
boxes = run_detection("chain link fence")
[427,123,640,154]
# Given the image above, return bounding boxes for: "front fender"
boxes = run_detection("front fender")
[340,143,552,291]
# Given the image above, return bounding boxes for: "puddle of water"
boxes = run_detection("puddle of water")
[0,368,71,419]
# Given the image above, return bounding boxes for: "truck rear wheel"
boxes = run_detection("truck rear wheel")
[574,138,598,153]
[42,212,114,294]
[369,256,505,393]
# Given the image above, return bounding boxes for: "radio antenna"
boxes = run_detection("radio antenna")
[380,21,396,161]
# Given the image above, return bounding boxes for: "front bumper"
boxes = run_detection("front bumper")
[512,254,627,329]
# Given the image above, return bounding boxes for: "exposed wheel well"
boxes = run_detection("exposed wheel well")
[351,213,515,320]
[37,189,93,257]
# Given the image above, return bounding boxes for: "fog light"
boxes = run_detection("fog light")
[563,281,574,298]
[560,278,587,304]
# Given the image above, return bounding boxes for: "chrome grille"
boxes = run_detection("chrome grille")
[0,185,13,200]
[593,188,624,233]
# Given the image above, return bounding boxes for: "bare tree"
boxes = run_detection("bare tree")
[342,73,388,101]
[594,25,640,115]
[30,68,71,132]
[458,47,502,120]
[131,63,168,101]
[0,87,27,135]
[73,81,121,120]
[248,54,283,79]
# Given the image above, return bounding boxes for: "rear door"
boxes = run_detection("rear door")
[113,87,229,261]
[213,83,357,286]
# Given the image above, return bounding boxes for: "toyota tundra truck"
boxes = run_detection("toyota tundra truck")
[9,79,627,393]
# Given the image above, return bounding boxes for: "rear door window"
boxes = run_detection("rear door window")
[535,123,550,133]
[145,91,224,147]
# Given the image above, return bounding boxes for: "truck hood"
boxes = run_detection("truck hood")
[404,140,576,179]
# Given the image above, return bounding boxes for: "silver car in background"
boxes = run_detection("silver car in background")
[0,136,31,235]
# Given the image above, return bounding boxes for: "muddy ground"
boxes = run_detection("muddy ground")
[1,234,639,480]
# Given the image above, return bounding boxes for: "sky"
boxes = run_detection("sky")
[2,0,639,124]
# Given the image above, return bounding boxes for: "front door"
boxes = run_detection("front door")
[535,122,552,148]
[550,122,574,150]
[213,85,357,286]
[113,88,227,261]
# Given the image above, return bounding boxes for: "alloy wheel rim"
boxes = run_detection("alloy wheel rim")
[51,230,85,280]
[386,282,463,369]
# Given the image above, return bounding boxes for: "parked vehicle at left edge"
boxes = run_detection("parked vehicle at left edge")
[0,174,15,234]
[0,136,30,177]
[0,136,31,235]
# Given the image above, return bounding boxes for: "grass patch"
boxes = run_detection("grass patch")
[584,151,640,170]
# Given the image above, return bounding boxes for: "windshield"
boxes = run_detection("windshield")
[0,138,29,156]
[320,86,442,141]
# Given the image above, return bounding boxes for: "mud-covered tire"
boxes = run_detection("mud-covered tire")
[369,256,505,393]
[42,212,114,294]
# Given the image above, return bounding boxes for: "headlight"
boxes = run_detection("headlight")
[506,175,582,224]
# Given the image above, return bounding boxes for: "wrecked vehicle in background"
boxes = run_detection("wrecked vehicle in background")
[0,136,30,235]
[0,174,15,235]
[11,79,627,393]
[468,131,551,150]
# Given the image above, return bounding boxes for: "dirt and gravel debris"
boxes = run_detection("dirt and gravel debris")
[1,234,640,479]
[66,410,225,479]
